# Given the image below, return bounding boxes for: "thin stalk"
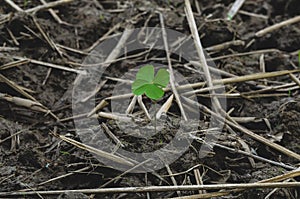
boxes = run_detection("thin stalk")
[154,101,157,134]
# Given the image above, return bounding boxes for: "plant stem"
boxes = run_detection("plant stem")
[154,101,157,134]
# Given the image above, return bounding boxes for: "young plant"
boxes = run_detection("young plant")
[132,65,170,100]
[132,65,170,133]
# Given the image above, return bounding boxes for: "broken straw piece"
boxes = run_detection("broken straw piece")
[227,0,246,20]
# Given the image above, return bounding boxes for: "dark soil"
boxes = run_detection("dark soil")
[0,0,300,198]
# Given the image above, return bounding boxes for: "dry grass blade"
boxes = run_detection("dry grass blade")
[93,112,132,122]
[13,56,86,74]
[178,69,300,90]
[214,143,296,170]
[137,96,151,120]
[83,28,133,103]
[0,46,19,52]
[126,95,137,114]
[81,80,107,103]
[156,94,174,119]
[102,123,124,148]
[227,0,246,20]
[208,48,280,61]
[184,0,224,115]
[170,192,228,199]
[106,93,134,100]
[165,164,181,196]
[87,99,108,117]
[85,23,121,52]
[289,73,300,87]
[170,167,300,199]
[0,59,30,70]
[189,61,236,78]
[1,182,300,196]
[39,0,72,25]
[194,168,206,194]
[99,159,152,188]
[256,15,300,37]
[0,93,49,113]
[226,116,300,160]
[183,97,300,160]
[17,166,91,192]
[25,0,74,14]
[0,74,36,101]
[32,16,63,57]
[53,132,135,166]
[4,0,23,12]
[205,40,245,52]
[159,12,187,121]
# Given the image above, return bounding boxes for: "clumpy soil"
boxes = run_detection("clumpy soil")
[0,0,300,198]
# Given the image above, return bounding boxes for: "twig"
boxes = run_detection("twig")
[183,97,300,161]
[93,112,132,122]
[19,166,91,192]
[214,143,296,170]
[25,0,74,14]
[194,168,206,194]
[208,48,280,61]
[102,123,124,148]
[178,69,300,90]
[188,61,236,77]
[126,96,137,114]
[4,0,23,12]
[6,28,19,46]
[1,182,300,196]
[87,100,108,117]
[0,59,29,70]
[83,28,133,105]
[0,46,19,52]
[238,10,268,20]
[205,40,245,52]
[104,70,299,103]
[159,12,187,121]
[52,132,135,166]
[165,164,181,196]
[256,15,300,37]
[101,160,152,189]
[170,168,300,199]
[156,94,173,119]
[227,0,246,20]
[184,0,224,117]
[260,54,267,85]
[13,56,86,74]
[39,0,72,25]
[289,73,300,87]
[81,80,107,103]
[0,74,37,101]
[0,93,49,113]
[32,16,64,57]
[137,96,151,120]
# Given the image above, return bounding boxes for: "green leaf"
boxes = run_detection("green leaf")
[132,79,149,91]
[133,84,149,95]
[145,84,164,100]
[132,65,170,100]
[153,69,170,88]
[136,65,154,83]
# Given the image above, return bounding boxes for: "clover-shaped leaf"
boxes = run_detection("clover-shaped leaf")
[132,65,170,100]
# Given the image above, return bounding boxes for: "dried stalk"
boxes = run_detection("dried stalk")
[1,182,300,196]
[159,12,187,121]
[256,15,300,37]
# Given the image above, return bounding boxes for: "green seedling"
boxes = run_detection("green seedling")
[132,65,169,100]
[132,65,170,134]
